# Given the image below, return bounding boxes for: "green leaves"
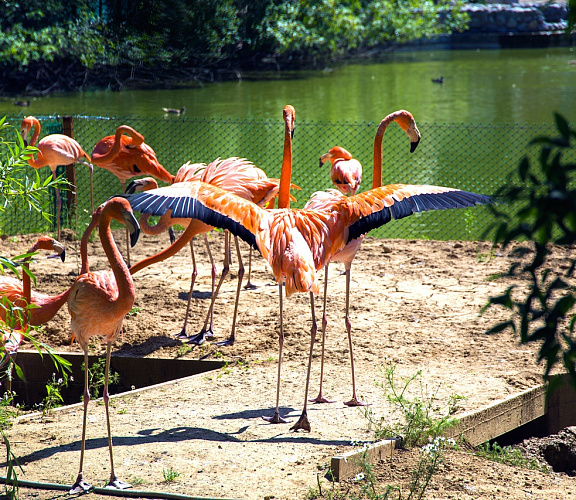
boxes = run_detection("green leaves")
[258,0,468,61]
[0,117,69,230]
[487,113,576,392]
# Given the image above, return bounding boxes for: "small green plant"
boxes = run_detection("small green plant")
[162,467,180,483]
[176,344,193,357]
[475,442,548,472]
[82,358,120,399]
[363,364,460,447]
[127,306,141,317]
[408,436,458,500]
[129,475,145,486]
[38,373,70,416]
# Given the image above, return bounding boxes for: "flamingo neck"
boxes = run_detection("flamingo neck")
[29,117,41,147]
[277,122,293,209]
[98,211,134,304]
[80,213,102,274]
[372,110,412,189]
[91,126,140,165]
[29,288,72,326]
[22,261,32,303]
[130,220,205,274]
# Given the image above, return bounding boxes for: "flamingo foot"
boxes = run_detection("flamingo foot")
[106,476,131,490]
[344,397,370,407]
[309,393,336,404]
[70,474,92,494]
[243,282,259,290]
[262,412,290,424]
[213,337,235,347]
[175,328,189,340]
[290,412,311,432]
[187,329,215,345]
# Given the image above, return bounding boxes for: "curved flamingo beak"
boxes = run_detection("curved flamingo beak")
[122,210,141,248]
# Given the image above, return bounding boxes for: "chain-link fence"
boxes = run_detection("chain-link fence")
[3,114,571,241]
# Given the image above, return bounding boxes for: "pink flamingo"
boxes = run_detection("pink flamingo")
[91,125,174,266]
[0,236,67,329]
[309,109,422,406]
[20,116,94,240]
[319,146,362,196]
[68,197,139,494]
[126,155,292,346]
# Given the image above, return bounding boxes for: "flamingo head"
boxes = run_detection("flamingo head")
[395,111,421,153]
[30,236,66,262]
[105,197,141,248]
[283,105,295,139]
[20,116,35,146]
[319,146,353,167]
[125,177,159,194]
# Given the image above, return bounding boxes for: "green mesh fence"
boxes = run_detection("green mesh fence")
[3,114,572,241]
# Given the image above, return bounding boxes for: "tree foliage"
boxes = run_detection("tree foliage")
[0,0,469,92]
[485,113,576,392]
[259,0,468,61]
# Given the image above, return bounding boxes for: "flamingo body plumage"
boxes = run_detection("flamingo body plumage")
[20,116,93,239]
[0,236,67,328]
[91,125,174,184]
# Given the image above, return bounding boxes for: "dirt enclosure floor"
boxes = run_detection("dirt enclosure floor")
[2,229,576,499]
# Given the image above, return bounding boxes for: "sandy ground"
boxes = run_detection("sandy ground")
[2,229,576,499]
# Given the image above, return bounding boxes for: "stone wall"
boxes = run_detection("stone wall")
[463,2,568,33]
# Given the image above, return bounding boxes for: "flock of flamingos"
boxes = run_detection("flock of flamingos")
[0,106,491,493]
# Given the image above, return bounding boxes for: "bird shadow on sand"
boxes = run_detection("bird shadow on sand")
[7,422,351,467]
[178,290,212,301]
[116,335,181,355]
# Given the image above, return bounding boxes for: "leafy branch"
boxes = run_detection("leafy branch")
[484,112,576,392]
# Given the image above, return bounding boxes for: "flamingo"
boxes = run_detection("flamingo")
[91,124,175,266]
[319,146,362,196]
[20,116,94,240]
[0,236,67,329]
[125,179,490,432]
[310,109,422,406]
[68,197,139,494]
[126,155,292,346]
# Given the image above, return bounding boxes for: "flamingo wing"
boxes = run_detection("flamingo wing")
[125,181,265,250]
[340,184,492,243]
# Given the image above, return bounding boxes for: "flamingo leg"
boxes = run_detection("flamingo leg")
[263,283,290,424]
[187,233,221,345]
[243,247,258,290]
[88,163,94,214]
[310,265,335,404]
[214,235,244,347]
[290,291,317,432]
[343,266,369,407]
[103,343,131,490]
[177,237,198,339]
[52,168,62,241]
[70,350,92,494]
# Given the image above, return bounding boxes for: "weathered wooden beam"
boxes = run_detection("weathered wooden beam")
[330,438,400,482]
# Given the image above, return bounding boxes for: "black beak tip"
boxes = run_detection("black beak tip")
[130,228,141,248]
[410,139,420,153]
[60,249,66,263]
